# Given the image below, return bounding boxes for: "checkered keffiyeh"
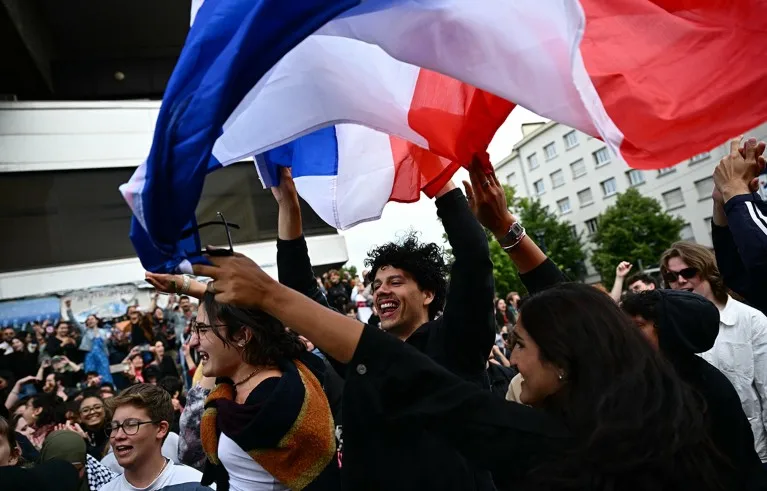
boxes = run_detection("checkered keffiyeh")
[87,453,118,490]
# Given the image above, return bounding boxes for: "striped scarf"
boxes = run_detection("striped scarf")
[201,356,336,490]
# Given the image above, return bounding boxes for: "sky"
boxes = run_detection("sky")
[339,107,546,272]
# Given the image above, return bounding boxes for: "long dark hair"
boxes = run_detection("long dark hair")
[518,283,722,490]
[203,292,305,366]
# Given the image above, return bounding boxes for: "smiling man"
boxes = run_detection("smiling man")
[101,384,207,491]
[661,241,767,464]
[272,164,496,490]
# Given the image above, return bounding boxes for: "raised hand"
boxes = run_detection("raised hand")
[145,272,186,294]
[615,261,633,278]
[270,166,300,207]
[192,253,275,309]
[714,137,766,202]
[462,155,516,238]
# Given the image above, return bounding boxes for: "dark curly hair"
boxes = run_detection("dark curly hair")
[364,232,448,320]
[203,292,305,367]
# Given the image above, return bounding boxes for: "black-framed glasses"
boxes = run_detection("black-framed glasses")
[190,321,228,337]
[181,212,240,258]
[105,419,161,436]
[80,404,104,416]
[662,267,698,284]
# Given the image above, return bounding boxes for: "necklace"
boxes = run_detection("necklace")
[233,366,267,387]
[129,457,168,488]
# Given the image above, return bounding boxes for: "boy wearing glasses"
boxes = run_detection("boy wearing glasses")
[100,384,208,491]
[661,241,767,464]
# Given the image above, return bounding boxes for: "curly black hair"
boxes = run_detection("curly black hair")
[364,232,448,320]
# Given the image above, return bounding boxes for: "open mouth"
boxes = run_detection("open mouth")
[115,444,133,458]
[198,351,210,365]
[377,299,400,319]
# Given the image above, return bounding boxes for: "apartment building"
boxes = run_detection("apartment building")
[494,121,767,283]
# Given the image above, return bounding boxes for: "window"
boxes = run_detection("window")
[569,225,578,239]
[570,159,586,179]
[544,142,557,160]
[564,130,578,149]
[689,152,710,164]
[550,169,565,188]
[577,187,594,207]
[585,218,599,235]
[601,177,618,196]
[505,172,516,187]
[704,217,713,240]
[626,169,645,186]
[527,153,539,170]
[593,148,611,167]
[557,197,572,214]
[533,179,545,195]
[658,167,675,176]
[695,176,714,200]
[680,223,695,242]
[662,187,685,209]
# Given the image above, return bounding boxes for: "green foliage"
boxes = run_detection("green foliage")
[591,187,684,284]
[339,265,358,279]
[515,197,587,282]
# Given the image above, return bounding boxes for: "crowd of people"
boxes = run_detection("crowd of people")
[0,136,766,490]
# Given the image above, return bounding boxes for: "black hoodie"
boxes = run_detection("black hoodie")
[655,290,767,490]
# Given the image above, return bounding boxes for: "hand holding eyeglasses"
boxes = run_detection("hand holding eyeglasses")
[192,252,276,309]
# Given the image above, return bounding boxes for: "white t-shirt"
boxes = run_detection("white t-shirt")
[100,460,206,491]
[218,433,288,491]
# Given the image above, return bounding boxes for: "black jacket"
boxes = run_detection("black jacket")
[277,188,497,490]
[520,259,767,490]
[711,193,767,316]
[655,290,767,490]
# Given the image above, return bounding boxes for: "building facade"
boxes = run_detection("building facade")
[0,102,348,304]
[494,121,767,284]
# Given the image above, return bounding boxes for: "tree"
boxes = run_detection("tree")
[339,265,358,279]
[515,197,587,282]
[590,187,684,285]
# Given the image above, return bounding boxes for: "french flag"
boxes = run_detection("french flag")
[122,0,767,273]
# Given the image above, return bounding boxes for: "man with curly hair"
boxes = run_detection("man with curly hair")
[272,163,496,490]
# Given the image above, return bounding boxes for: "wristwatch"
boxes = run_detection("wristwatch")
[498,222,526,251]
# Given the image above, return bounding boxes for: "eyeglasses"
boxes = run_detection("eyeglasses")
[105,419,161,436]
[662,267,698,284]
[190,321,227,337]
[80,404,104,415]
[181,212,240,258]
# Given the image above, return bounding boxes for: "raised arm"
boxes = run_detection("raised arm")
[192,254,569,477]
[65,300,84,335]
[713,137,767,314]
[272,167,334,309]
[610,262,633,303]
[463,159,565,295]
[435,172,495,374]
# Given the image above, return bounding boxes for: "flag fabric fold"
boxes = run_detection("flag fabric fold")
[122,0,767,273]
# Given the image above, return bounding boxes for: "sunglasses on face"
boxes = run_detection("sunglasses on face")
[662,267,698,284]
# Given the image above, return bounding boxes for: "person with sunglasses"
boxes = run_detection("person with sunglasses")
[661,241,767,465]
[99,384,206,491]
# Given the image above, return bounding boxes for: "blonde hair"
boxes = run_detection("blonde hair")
[660,241,727,303]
